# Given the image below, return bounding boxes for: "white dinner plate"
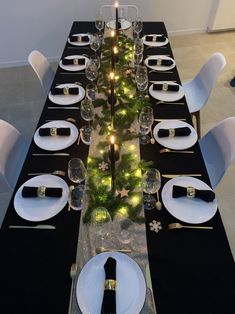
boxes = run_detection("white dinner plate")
[59,55,88,72]
[153,120,197,150]
[142,34,169,47]
[49,83,85,105]
[162,176,218,224]
[68,33,91,46]
[14,175,69,221]
[76,252,146,314]
[144,55,176,71]
[149,81,185,102]
[34,121,78,151]
[106,19,132,30]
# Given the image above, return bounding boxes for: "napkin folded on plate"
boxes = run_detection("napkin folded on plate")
[70,35,89,42]
[51,87,79,95]
[62,58,86,65]
[101,257,117,314]
[148,59,173,67]
[153,83,179,92]
[172,185,215,202]
[158,127,191,137]
[22,186,63,198]
[146,35,165,42]
[39,128,71,136]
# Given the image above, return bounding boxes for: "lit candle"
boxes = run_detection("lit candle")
[110,72,115,117]
[115,2,119,32]
[111,46,118,69]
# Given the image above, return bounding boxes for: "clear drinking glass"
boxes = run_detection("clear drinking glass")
[114,216,135,245]
[136,65,148,96]
[90,33,101,55]
[95,14,104,34]
[142,168,161,210]
[68,185,86,210]
[90,54,100,69]
[80,98,95,122]
[139,106,154,145]
[86,83,97,101]
[85,59,98,82]
[91,207,112,246]
[134,37,144,56]
[133,17,143,37]
[80,125,93,145]
[68,158,86,184]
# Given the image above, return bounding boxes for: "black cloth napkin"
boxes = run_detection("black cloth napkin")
[22,186,63,198]
[148,59,173,66]
[153,83,179,92]
[39,128,71,136]
[158,127,191,137]
[146,34,165,42]
[172,185,215,202]
[70,35,89,42]
[51,87,79,95]
[61,58,86,65]
[101,257,116,314]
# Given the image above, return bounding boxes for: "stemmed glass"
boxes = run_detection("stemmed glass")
[90,33,101,56]
[139,106,154,145]
[80,98,95,124]
[91,207,112,247]
[136,65,148,97]
[85,59,98,82]
[134,37,144,66]
[142,168,161,210]
[133,17,143,38]
[95,14,104,37]
[68,158,86,184]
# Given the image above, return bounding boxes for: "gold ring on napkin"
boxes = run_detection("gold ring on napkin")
[157,59,162,66]
[187,186,196,198]
[73,59,79,65]
[104,279,116,291]
[37,186,46,198]
[50,127,57,136]
[63,87,69,95]
[169,128,175,137]
[162,83,168,91]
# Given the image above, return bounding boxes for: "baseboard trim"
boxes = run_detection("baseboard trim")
[168,28,206,36]
[0,56,60,69]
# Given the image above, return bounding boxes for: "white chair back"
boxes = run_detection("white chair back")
[183,52,226,113]
[28,50,55,96]
[0,120,28,190]
[199,117,235,189]
[100,4,139,22]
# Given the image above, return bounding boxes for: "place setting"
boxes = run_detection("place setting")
[48,83,85,105]
[67,33,91,46]
[142,33,169,47]
[149,81,185,103]
[144,55,176,72]
[59,55,89,72]
[34,120,79,151]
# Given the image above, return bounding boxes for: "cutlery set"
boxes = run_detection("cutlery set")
[9,224,56,229]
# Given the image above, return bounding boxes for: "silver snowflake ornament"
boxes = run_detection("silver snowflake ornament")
[98,161,109,172]
[149,220,162,233]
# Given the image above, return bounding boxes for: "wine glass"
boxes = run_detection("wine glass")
[139,106,153,145]
[68,158,86,184]
[134,37,144,56]
[142,168,161,210]
[85,59,98,82]
[90,54,100,69]
[90,33,101,56]
[91,207,112,247]
[68,185,86,211]
[80,98,95,123]
[95,13,104,36]
[86,83,98,101]
[114,216,135,245]
[133,17,143,38]
[136,65,148,96]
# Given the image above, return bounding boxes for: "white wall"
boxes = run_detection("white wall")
[0,0,214,68]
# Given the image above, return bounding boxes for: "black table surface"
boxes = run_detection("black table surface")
[0,21,234,314]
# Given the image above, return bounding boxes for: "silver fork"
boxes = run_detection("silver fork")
[68,263,77,314]
[160,148,194,154]
[156,100,185,105]
[27,170,66,176]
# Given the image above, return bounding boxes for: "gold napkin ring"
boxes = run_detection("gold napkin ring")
[157,59,162,66]
[169,128,175,137]
[63,87,69,95]
[50,127,57,136]
[73,58,79,65]
[162,83,168,91]
[152,35,157,42]
[77,35,82,42]
[187,186,195,198]
[37,186,46,198]
[104,279,116,291]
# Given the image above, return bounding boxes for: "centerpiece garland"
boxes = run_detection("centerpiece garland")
[83,33,152,223]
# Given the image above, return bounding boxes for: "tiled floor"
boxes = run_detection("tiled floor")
[0,31,235,259]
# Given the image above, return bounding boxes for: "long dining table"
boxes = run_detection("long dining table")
[0,21,235,314]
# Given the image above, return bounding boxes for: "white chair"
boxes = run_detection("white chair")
[0,120,29,190]
[100,4,139,22]
[182,53,226,138]
[28,50,55,96]
[199,117,235,189]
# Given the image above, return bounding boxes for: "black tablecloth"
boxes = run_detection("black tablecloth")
[0,21,234,314]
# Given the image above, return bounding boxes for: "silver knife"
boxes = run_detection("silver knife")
[162,174,202,178]
[32,153,70,156]
[146,264,157,314]
[9,225,56,230]
[48,107,79,109]
[154,118,186,122]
